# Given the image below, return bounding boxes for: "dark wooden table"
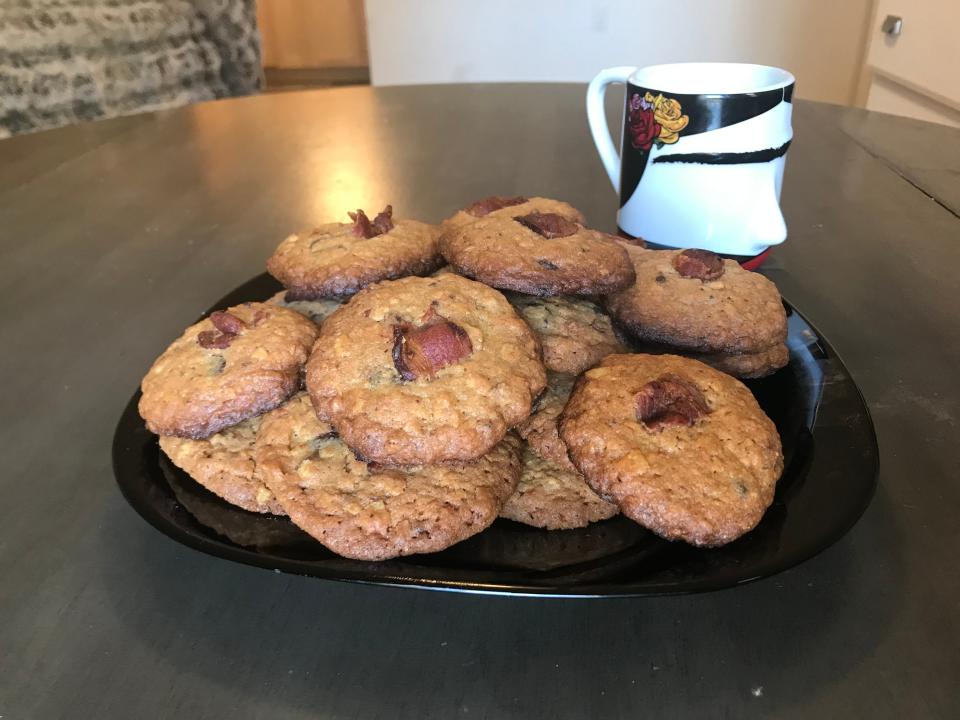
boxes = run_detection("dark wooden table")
[2,85,958,719]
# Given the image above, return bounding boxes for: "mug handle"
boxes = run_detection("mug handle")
[586,66,636,193]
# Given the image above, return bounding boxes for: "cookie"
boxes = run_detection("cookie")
[691,343,789,379]
[605,245,787,354]
[305,273,546,465]
[439,212,635,296]
[266,205,442,300]
[627,337,790,379]
[266,290,342,326]
[559,354,783,546]
[500,445,619,530]
[509,372,619,528]
[256,393,523,560]
[253,391,337,467]
[139,303,319,438]
[441,195,586,233]
[508,293,625,374]
[516,372,577,471]
[158,415,283,514]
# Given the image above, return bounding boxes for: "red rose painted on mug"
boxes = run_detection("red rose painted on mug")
[628,92,689,150]
[628,94,660,150]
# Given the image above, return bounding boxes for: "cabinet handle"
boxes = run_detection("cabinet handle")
[881,14,903,36]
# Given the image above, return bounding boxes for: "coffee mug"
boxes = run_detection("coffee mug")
[586,62,795,260]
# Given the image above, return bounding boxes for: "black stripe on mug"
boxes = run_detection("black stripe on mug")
[652,140,792,165]
[618,83,795,207]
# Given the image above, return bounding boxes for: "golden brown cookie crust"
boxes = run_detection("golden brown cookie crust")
[605,245,787,354]
[256,394,522,560]
[626,337,791,379]
[254,391,335,456]
[439,214,635,296]
[509,294,625,374]
[305,273,546,465]
[501,445,618,530]
[559,354,783,547]
[516,373,577,471]
[159,416,283,514]
[139,303,319,439]
[693,342,789,379]
[266,217,442,300]
[441,196,586,233]
[266,291,342,326]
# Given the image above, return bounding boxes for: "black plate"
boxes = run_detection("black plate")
[112,274,878,597]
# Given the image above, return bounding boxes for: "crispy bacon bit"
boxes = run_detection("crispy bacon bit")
[349,209,373,238]
[514,212,579,239]
[392,313,473,381]
[672,249,724,281]
[371,205,394,235]
[635,374,710,430]
[210,310,245,335]
[198,311,246,349]
[198,330,234,349]
[349,205,394,238]
[465,196,528,217]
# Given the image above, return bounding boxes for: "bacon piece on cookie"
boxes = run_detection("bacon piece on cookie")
[514,212,580,239]
[465,196,528,217]
[635,373,711,430]
[392,314,473,381]
[672,249,724,281]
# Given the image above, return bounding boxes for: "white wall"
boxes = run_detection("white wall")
[365,0,873,105]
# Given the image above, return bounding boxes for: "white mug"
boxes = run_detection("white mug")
[586,63,795,261]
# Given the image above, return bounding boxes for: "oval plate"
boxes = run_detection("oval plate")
[112,274,878,597]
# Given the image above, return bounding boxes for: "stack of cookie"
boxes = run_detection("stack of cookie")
[139,196,785,560]
[140,303,319,514]
[605,244,789,378]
